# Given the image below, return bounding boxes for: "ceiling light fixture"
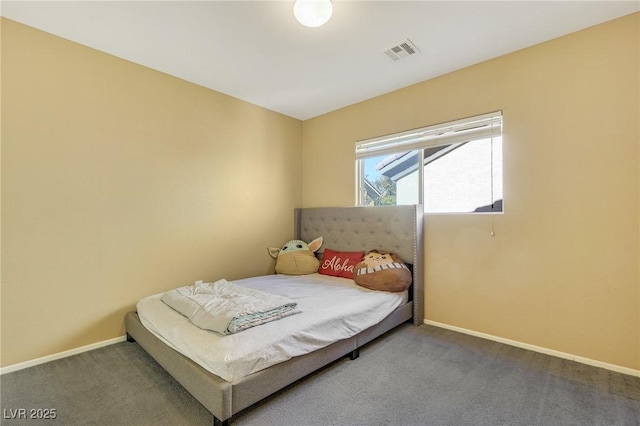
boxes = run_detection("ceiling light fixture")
[293,0,333,28]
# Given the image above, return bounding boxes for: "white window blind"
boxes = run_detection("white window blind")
[355,111,502,159]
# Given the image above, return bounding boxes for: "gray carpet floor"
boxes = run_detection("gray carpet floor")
[1,324,639,426]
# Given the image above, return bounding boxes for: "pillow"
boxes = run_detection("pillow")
[318,248,364,279]
[354,250,411,292]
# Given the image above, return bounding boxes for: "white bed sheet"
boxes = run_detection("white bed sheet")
[137,273,407,382]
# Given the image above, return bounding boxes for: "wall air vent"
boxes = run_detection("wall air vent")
[383,39,420,61]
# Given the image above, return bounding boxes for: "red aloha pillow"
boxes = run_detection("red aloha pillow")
[318,248,364,279]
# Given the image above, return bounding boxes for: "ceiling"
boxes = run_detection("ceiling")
[2,1,638,120]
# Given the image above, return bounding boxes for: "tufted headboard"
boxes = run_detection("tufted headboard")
[294,206,424,326]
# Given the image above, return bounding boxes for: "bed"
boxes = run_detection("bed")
[125,205,424,426]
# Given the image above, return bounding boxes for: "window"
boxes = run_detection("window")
[356,111,503,213]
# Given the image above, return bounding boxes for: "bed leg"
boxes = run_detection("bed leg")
[213,416,229,426]
[126,333,136,343]
[349,348,360,360]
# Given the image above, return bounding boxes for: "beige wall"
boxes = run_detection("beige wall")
[1,19,302,367]
[2,13,639,372]
[302,14,640,370]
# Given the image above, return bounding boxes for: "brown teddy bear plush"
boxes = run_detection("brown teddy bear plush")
[354,250,411,292]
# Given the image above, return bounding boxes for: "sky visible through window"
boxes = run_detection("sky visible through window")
[364,159,382,182]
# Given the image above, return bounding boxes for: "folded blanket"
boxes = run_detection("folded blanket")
[161,279,300,335]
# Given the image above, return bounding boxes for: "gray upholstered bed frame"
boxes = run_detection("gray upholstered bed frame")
[125,205,424,426]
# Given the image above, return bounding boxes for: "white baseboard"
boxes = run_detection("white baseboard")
[424,319,640,378]
[4,324,639,378]
[0,336,127,375]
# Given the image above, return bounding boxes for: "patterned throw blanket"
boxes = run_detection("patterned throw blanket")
[161,279,300,335]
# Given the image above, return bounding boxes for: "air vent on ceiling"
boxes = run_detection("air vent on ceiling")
[383,39,420,62]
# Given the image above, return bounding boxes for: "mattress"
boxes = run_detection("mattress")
[137,273,407,382]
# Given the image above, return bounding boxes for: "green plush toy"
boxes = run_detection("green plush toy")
[268,237,323,275]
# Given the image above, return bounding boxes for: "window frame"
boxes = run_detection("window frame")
[355,111,503,214]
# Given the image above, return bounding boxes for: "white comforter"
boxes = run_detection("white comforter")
[160,279,300,335]
[137,273,406,382]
